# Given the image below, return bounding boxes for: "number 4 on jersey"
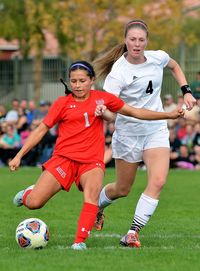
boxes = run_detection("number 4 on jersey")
[145,80,153,94]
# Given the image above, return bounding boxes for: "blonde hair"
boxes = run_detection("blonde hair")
[93,43,127,80]
[93,19,148,80]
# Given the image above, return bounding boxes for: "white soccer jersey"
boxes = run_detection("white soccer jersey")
[104,50,170,135]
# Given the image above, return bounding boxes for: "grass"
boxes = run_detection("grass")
[0,167,200,271]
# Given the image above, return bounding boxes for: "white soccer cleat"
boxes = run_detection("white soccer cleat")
[13,185,34,207]
[71,242,87,250]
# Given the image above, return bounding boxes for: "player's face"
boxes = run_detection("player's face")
[125,28,148,64]
[69,70,94,100]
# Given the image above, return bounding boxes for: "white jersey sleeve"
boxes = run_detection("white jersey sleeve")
[153,50,170,68]
[103,74,123,96]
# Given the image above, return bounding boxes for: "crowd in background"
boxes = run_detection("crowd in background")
[0,98,57,167]
[1,88,200,170]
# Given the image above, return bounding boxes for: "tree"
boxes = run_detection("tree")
[0,0,54,103]
[1,0,200,94]
[51,0,185,62]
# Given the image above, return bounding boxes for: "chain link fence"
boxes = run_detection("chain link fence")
[1,46,200,105]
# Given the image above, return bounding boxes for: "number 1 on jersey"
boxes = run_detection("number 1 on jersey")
[84,112,90,127]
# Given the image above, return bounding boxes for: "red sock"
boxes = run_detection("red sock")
[22,189,32,207]
[74,202,98,244]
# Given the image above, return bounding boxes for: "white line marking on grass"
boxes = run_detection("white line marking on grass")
[66,233,200,239]
[52,245,200,251]
[91,233,121,238]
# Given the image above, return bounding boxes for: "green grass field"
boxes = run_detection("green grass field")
[0,167,200,271]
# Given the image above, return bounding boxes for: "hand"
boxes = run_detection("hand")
[9,156,21,171]
[95,105,107,116]
[183,93,196,111]
[169,106,185,119]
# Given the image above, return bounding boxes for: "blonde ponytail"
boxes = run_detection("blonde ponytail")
[93,43,127,80]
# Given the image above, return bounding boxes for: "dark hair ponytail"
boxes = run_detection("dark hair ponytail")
[60,78,71,95]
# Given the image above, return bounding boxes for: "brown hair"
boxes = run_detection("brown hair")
[93,19,148,80]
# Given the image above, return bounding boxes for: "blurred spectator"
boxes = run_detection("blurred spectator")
[169,127,182,168]
[193,145,200,170]
[174,144,195,170]
[27,100,37,125]
[0,104,6,123]
[0,124,20,165]
[190,71,200,99]
[32,100,48,126]
[104,121,115,167]
[16,107,29,135]
[20,99,29,114]
[5,98,19,125]
[20,127,31,147]
[0,124,20,149]
[0,121,8,135]
[163,94,177,128]
[20,123,39,166]
[175,118,187,140]
[181,123,196,152]
[177,93,184,107]
[37,131,57,165]
[163,94,177,111]
[193,122,200,147]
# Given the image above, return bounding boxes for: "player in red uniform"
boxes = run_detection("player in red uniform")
[9,61,184,250]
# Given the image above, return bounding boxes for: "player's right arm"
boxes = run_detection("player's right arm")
[95,104,116,121]
[9,122,49,171]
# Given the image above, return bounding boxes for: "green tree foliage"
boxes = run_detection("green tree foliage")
[50,0,187,61]
[1,0,200,78]
[0,0,54,102]
[1,0,199,60]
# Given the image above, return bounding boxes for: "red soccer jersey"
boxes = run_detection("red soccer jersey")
[43,90,124,163]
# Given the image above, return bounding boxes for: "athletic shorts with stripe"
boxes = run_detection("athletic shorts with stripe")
[43,155,105,192]
[112,127,170,163]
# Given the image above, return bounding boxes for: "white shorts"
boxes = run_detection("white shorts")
[112,128,170,163]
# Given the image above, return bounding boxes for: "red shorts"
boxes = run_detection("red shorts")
[43,155,105,192]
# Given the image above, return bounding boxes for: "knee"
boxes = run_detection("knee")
[25,197,44,210]
[150,176,167,191]
[84,188,101,206]
[116,184,131,198]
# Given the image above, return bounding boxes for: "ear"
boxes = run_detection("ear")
[91,77,95,85]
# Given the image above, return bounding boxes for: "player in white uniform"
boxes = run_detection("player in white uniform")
[93,19,196,247]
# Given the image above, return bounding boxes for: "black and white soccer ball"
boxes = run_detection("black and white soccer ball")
[15,218,49,249]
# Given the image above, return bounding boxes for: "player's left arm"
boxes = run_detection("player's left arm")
[167,58,196,110]
[118,104,184,120]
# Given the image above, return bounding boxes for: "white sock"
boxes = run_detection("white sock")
[128,193,159,233]
[98,187,113,209]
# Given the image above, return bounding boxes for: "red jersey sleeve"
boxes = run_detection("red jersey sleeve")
[100,91,125,112]
[43,97,65,128]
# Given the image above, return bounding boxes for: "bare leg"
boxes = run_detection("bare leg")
[80,167,104,204]
[143,147,170,198]
[25,170,62,209]
[104,159,139,200]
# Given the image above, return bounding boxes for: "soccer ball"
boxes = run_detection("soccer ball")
[15,218,49,249]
